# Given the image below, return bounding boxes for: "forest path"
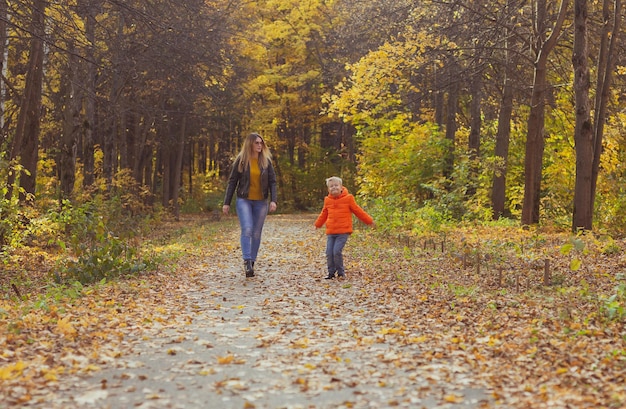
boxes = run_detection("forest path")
[29,214,495,409]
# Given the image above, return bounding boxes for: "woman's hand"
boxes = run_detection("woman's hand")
[269,202,277,212]
[222,205,230,215]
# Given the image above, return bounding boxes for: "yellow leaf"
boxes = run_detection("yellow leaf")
[377,327,404,335]
[0,367,12,380]
[407,336,427,343]
[217,355,234,364]
[0,361,26,380]
[84,364,101,372]
[20,395,33,403]
[55,316,77,339]
[444,394,464,403]
[14,360,26,372]
[291,338,309,348]
[42,369,58,382]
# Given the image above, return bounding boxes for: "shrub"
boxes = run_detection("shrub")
[49,200,148,284]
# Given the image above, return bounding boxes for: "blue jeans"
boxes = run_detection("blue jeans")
[235,198,268,262]
[326,234,349,276]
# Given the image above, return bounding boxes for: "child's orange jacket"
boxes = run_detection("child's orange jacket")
[314,187,374,234]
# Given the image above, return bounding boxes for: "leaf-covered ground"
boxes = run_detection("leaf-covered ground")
[1,214,625,408]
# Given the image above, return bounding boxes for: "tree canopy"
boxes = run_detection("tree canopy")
[0,0,625,236]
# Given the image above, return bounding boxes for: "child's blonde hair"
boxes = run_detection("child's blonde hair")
[325,176,342,186]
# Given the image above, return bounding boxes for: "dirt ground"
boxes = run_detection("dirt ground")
[14,214,496,409]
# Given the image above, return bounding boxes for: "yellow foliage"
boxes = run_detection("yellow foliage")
[55,316,78,339]
[0,360,26,380]
[327,28,437,125]
[217,354,235,364]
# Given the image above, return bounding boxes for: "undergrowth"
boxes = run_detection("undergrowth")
[351,221,626,326]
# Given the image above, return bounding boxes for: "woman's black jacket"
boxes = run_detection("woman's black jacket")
[223,157,278,205]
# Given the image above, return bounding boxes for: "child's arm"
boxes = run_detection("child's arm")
[314,202,329,229]
[350,198,374,226]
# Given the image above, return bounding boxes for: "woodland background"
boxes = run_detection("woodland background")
[1,2,625,406]
[0,0,625,284]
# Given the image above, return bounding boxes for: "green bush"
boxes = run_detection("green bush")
[49,199,149,285]
[0,161,34,253]
[601,276,626,322]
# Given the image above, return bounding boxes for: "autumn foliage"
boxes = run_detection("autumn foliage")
[1,215,625,408]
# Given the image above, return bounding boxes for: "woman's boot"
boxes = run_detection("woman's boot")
[244,260,255,277]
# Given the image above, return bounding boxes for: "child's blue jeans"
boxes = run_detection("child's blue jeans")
[326,234,349,276]
[235,198,268,261]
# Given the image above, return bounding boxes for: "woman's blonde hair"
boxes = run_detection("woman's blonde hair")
[236,132,272,172]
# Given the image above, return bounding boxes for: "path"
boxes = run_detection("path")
[27,214,497,409]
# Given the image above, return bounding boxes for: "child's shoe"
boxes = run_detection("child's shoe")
[324,273,335,279]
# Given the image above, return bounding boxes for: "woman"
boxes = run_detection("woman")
[223,133,278,277]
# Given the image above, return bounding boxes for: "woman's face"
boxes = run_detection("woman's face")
[253,137,264,154]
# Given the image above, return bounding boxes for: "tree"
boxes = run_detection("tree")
[571,0,622,231]
[0,0,8,140]
[7,0,46,199]
[491,0,524,219]
[79,0,99,190]
[521,0,569,225]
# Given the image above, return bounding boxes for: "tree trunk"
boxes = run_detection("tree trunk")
[8,0,46,199]
[443,59,459,184]
[468,73,481,159]
[572,0,593,231]
[81,0,97,189]
[591,0,621,203]
[161,141,171,208]
[521,0,569,225]
[492,65,514,220]
[133,120,150,185]
[0,0,8,139]
[103,12,125,188]
[572,0,622,230]
[521,68,548,225]
[467,71,482,197]
[433,63,444,130]
[491,7,516,220]
[171,114,186,220]
[142,143,154,207]
[59,45,81,199]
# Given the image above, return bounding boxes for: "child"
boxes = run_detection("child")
[314,176,375,279]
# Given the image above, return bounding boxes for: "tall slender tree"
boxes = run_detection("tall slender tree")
[8,0,46,199]
[521,0,569,225]
[572,0,622,231]
[0,0,8,139]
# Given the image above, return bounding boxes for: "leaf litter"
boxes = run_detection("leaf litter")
[0,214,624,408]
